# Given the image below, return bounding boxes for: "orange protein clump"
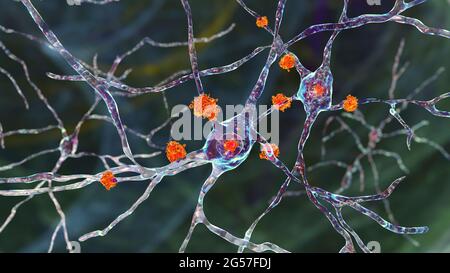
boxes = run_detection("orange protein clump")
[223,139,239,153]
[313,84,326,97]
[272,93,292,112]
[256,16,268,28]
[259,143,280,160]
[189,94,220,121]
[166,141,187,162]
[279,54,295,72]
[100,171,117,191]
[343,95,358,112]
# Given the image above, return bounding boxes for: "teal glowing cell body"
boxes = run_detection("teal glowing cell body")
[202,109,256,172]
[296,65,334,114]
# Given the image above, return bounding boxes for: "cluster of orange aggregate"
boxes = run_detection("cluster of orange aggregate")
[259,143,280,160]
[256,16,268,28]
[189,94,220,121]
[343,95,358,112]
[100,171,117,191]
[278,54,296,72]
[271,93,292,112]
[166,141,187,162]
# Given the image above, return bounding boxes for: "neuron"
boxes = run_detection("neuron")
[0,0,449,253]
[281,39,449,247]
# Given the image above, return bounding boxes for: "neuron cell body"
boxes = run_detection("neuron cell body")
[296,65,334,115]
[202,108,256,172]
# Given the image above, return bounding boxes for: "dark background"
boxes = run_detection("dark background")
[0,0,449,252]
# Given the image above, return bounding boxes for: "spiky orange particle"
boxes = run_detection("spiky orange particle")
[223,139,239,153]
[259,143,280,160]
[256,16,268,28]
[279,54,295,72]
[272,93,292,112]
[343,95,358,112]
[189,94,220,121]
[166,141,187,162]
[100,171,117,191]
[313,84,326,97]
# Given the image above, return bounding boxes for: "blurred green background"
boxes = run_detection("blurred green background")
[0,0,449,253]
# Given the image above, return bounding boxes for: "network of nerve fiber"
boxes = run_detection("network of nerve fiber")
[0,0,449,252]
